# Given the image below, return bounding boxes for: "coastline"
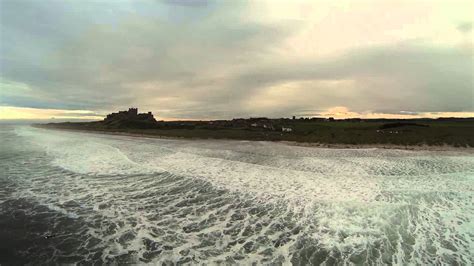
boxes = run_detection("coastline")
[32,125,474,152]
[279,141,474,152]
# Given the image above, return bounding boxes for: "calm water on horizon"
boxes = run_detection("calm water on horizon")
[1,125,473,264]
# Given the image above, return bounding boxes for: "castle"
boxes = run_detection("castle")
[104,108,156,122]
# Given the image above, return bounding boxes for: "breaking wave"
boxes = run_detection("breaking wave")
[1,126,472,264]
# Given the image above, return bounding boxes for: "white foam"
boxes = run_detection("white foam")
[16,127,160,176]
[12,126,474,264]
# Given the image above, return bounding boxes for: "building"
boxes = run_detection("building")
[104,108,156,122]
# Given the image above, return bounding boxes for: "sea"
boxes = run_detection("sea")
[0,125,473,265]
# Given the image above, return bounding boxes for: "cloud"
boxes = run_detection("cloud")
[204,44,473,118]
[1,0,473,119]
[457,22,473,33]
[1,0,295,115]
[163,0,210,7]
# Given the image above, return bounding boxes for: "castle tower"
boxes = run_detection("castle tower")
[128,108,138,116]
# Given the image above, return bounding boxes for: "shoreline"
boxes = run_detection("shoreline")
[32,125,474,152]
[279,141,474,152]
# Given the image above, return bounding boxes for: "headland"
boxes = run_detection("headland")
[35,108,474,149]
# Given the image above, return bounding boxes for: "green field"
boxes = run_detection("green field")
[37,119,474,147]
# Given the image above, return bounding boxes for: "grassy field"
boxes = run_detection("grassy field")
[37,119,474,147]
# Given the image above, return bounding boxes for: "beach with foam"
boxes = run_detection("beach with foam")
[1,125,472,264]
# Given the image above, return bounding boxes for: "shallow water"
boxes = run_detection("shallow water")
[0,125,473,264]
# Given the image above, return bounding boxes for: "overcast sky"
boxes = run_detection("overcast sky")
[1,0,473,120]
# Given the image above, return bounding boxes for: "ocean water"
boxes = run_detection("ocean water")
[0,125,473,265]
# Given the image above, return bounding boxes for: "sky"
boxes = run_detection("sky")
[0,0,473,120]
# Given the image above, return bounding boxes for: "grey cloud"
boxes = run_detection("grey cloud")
[1,0,294,114]
[164,0,210,7]
[457,22,473,33]
[196,44,473,117]
[1,0,473,119]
